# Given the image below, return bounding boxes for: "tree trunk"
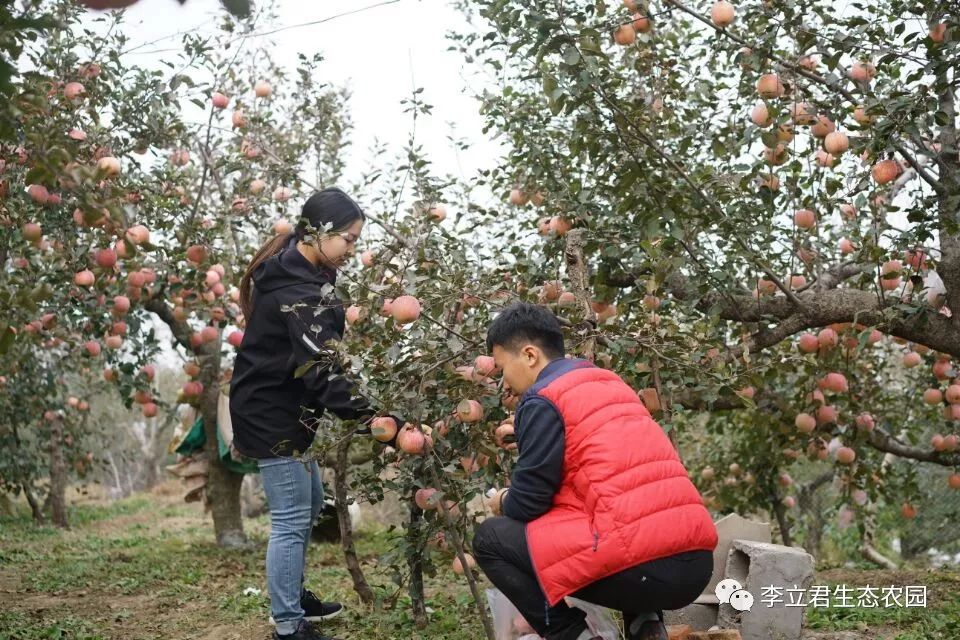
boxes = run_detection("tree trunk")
[105,450,124,498]
[22,482,44,524]
[199,346,246,548]
[859,511,898,570]
[48,419,68,529]
[333,433,375,603]
[797,471,833,559]
[141,453,159,491]
[771,497,792,547]
[408,500,428,628]
[146,297,245,546]
[201,390,247,548]
[800,499,824,559]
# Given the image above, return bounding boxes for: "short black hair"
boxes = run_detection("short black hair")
[486,303,565,359]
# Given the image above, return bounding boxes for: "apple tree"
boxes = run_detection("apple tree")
[449,0,960,562]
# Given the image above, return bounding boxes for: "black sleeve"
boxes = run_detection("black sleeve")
[502,397,565,522]
[284,294,375,423]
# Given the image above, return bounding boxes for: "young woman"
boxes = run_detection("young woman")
[230,187,400,640]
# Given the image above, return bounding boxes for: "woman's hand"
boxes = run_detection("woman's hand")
[359,415,404,448]
[490,487,509,516]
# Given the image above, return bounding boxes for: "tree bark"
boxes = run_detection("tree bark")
[22,482,44,524]
[859,510,898,570]
[771,496,792,547]
[149,293,246,547]
[48,419,68,529]
[199,339,246,548]
[106,450,124,498]
[934,53,959,327]
[858,439,904,570]
[797,472,833,558]
[333,432,375,603]
[563,229,597,360]
[407,500,428,628]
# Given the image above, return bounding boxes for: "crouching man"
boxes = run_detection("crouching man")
[474,303,718,640]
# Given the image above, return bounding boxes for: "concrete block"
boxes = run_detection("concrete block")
[717,540,814,640]
[697,514,771,605]
[664,603,718,631]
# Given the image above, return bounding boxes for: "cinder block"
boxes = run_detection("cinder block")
[664,603,718,630]
[699,514,771,604]
[717,540,814,640]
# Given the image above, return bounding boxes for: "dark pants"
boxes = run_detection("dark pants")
[473,516,713,640]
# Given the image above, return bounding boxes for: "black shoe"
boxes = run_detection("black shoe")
[273,619,340,640]
[301,589,344,622]
[631,620,669,640]
[270,591,344,626]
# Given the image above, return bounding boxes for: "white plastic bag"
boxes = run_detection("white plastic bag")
[485,588,621,640]
[565,596,621,640]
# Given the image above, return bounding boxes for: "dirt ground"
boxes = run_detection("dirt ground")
[2,483,958,639]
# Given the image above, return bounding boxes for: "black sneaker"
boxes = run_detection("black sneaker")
[270,590,344,626]
[273,619,340,640]
[301,589,344,622]
[625,611,668,640]
[631,620,669,640]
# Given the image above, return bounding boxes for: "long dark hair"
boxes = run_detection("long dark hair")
[239,188,365,319]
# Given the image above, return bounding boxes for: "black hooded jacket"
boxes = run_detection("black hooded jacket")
[230,240,374,458]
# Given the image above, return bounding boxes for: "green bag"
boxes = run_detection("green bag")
[175,417,259,475]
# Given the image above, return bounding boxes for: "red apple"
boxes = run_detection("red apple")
[74,270,95,287]
[254,80,272,97]
[391,295,421,324]
[370,417,398,442]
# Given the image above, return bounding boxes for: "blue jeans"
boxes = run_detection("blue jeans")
[259,457,325,635]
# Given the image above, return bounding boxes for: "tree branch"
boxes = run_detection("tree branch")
[144,293,214,357]
[814,262,868,291]
[563,229,597,360]
[934,56,960,327]
[715,288,960,358]
[799,471,835,498]
[867,425,960,466]
[333,432,375,603]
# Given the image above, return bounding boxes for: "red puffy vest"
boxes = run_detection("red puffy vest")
[524,361,718,605]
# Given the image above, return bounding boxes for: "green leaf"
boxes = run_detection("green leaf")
[294,361,317,379]
[0,326,14,354]
[24,165,48,185]
[542,74,557,97]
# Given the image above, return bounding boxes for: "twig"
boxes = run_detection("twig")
[333,431,375,603]
[424,450,496,640]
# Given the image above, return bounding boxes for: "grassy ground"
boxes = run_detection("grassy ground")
[0,484,485,640]
[1,484,959,639]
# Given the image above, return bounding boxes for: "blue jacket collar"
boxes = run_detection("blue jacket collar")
[523,357,592,400]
